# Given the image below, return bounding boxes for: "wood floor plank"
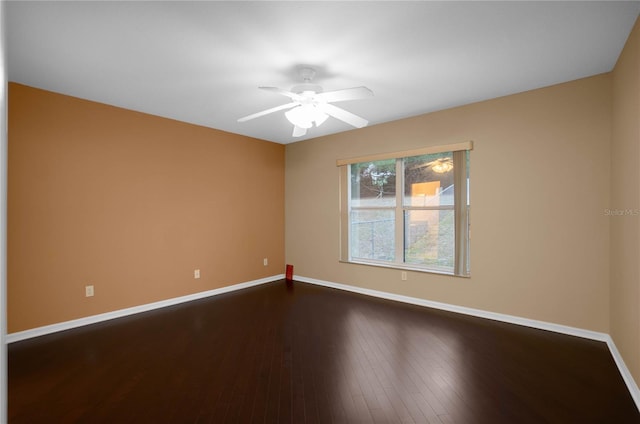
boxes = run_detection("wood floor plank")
[8,280,640,423]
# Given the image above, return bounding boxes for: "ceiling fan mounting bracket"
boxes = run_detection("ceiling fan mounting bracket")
[298,66,317,83]
[292,66,322,94]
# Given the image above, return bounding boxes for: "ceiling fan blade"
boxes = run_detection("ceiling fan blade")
[318,103,369,128]
[259,87,305,102]
[237,101,299,123]
[292,125,307,137]
[315,86,373,103]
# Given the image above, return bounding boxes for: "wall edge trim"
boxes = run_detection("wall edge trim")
[7,274,284,343]
[294,275,640,412]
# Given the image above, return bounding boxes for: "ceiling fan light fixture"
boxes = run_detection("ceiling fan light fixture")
[285,104,328,129]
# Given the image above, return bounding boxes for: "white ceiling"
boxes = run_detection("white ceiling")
[7,1,640,144]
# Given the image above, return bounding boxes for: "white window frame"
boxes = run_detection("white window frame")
[338,142,472,277]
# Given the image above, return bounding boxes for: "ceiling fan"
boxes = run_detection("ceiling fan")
[238,67,374,137]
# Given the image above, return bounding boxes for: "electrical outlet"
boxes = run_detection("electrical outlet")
[194,269,200,279]
[85,285,94,297]
[401,271,407,281]
[263,258,268,266]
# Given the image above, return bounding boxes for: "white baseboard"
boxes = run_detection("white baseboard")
[7,274,284,344]
[294,275,640,412]
[604,334,640,409]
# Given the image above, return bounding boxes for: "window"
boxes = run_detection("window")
[338,142,471,276]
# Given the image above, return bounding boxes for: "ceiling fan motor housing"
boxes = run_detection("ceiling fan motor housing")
[291,84,323,95]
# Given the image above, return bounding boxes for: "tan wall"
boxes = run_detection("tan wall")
[286,74,611,333]
[611,17,640,384]
[8,83,285,333]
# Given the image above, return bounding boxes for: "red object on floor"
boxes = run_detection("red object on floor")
[285,264,293,281]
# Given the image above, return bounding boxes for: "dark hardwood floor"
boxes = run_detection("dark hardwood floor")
[8,280,640,423]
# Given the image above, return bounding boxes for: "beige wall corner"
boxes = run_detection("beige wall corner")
[8,84,285,333]
[611,15,640,386]
[286,74,611,334]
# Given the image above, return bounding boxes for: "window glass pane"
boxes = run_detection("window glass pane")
[404,153,454,207]
[350,159,396,207]
[350,209,395,261]
[404,209,454,272]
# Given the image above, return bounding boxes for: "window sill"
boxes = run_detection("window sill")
[339,259,470,278]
